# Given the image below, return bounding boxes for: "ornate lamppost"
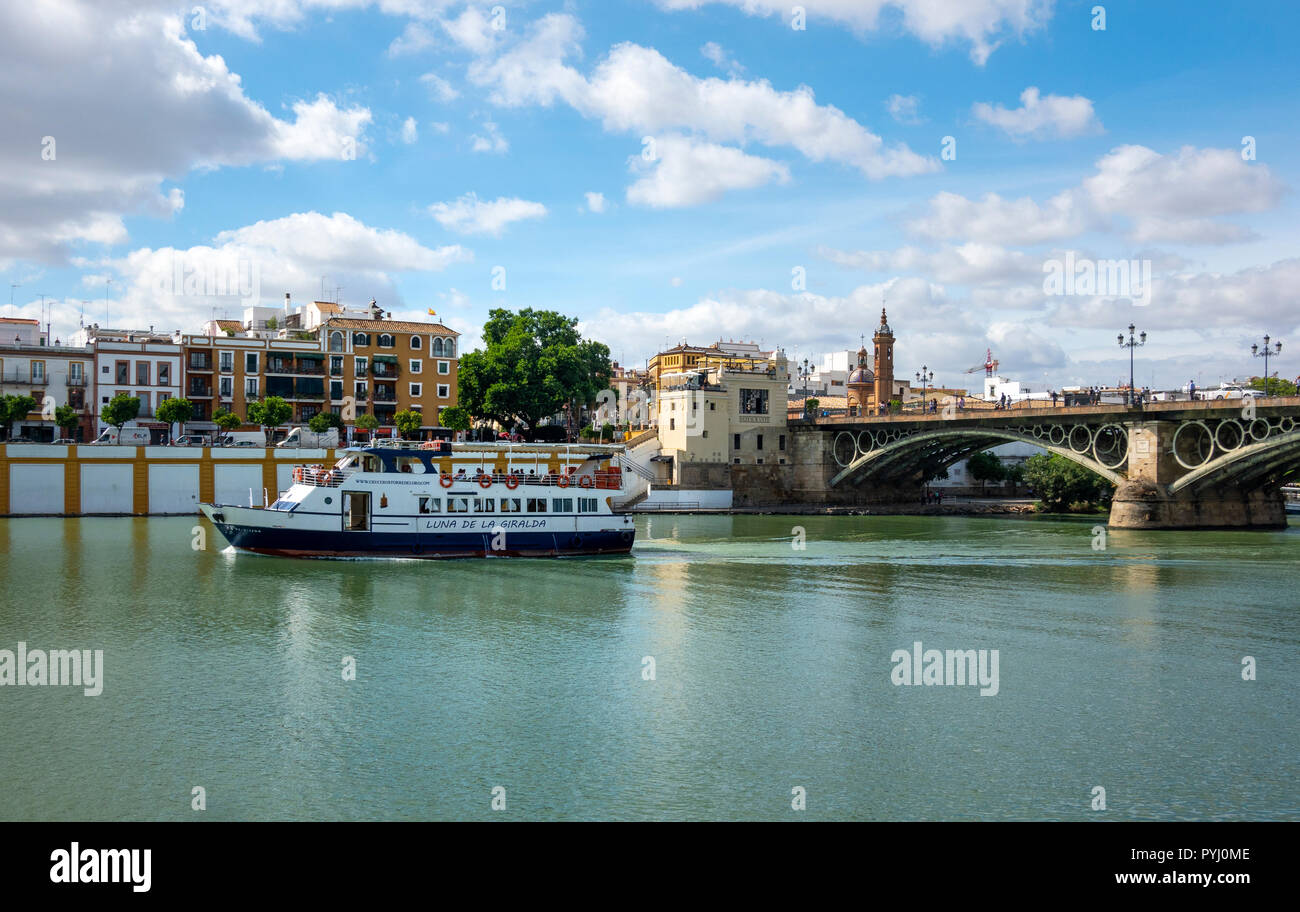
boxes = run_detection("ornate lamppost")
[1118,324,1146,407]
[1251,335,1282,396]
[915,366,934,412]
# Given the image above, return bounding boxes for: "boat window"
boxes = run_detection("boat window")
[578,497,599,513]
[418,496,440,514]
[500,498,521,513]
[473,497,496,513]
[526,498,548,513]
[447,497,470,513]
[552,498,573,513]
[362,456,379,473]
[397,456,427,474]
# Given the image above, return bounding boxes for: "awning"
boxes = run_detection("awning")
[373,354,398,363]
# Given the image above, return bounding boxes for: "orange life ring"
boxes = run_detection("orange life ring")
[557,475,570,488]
[478,474,493,489]
[439,474,453,488]
[578,475,594,488]
[505,474,520,489]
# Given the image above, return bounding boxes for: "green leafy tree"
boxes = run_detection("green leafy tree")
[394,409,423,439]
[99,393,140,438]
[0,394,38,440]
[1022,453,1112,513]
[54,404,80,437]
[156,397,194,440]
[804,397,820,416]
[967,450,1005,494]
[355,413,379,438]
[458,308,611,440]
[308,411,344,434]
[438,405,471,432]
[247,396,292,439]
[1249,375,1297,397]
[212,407,243,432]
[1004,463,1025,493]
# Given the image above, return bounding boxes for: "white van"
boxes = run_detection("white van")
[215,431,267,447]
[277,426,339,448]
[90,427,151,446]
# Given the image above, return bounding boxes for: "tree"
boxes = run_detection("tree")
[804,397,820,416]
[355,413,379,438]
[247,396,292,439]
[394,409,423,439]
[0,394,38,440]
[1249,375,1297,397]
[1021,453,1112,513]
[458,308,611,440]
[100,393,140,437]
[54,404,79,438]
[308,411,344,434]
[1004,463,1025,494]
[213,407,243,432]
[967,450,1005,494]
[156,397,194,440]
[439,405,471,432]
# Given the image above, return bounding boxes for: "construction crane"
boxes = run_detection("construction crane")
[964,349,999,377]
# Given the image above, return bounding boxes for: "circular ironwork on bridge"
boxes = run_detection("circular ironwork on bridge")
[1030,424,1047,439]
[1247,418,1272,442]
[1068,424,1093,454]
[1214,419,1245,452]
[1092,424,1129,470]
[833,432,857,467]
[1280,416,1296,434]
[1047,425,1068,447]
[1172,420,1215,470]
[856,430,874,455]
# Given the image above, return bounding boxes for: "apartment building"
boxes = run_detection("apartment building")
[68,325,182,442]
[0,318,94,441]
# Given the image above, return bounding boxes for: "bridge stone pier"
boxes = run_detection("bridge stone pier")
[793,397,1300,530]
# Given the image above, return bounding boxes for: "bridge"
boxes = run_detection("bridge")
[796,397,1300,529]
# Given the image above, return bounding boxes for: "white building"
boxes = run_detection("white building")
[73,326,183,442]
[789,350,855,397]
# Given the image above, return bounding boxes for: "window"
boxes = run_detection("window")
[378,334,395,348]
[445,339,455,357]
[157,391,169,404]
[70,362,83,382]
[669,418,675,430]
[436,384,449,398]
[138,392,150,416]
[757,458,764,465]
[330,356,343,376]
[245,378,259,397]
[329,331,344,352]
[552,498,573,513]
[116,361,129,384]
[779,434,786,451]
[739,388,769,415]
[410,335,421,350]
[474,497,496,513]
[433,338,444,356]
[702,430,708,438]
[409,383,422,398]
[354,382,368,401]
[526,498,548,513]
[709,402,715,410]
[409,360,421,374]
[219,351,233,372]
[219,377,233,398]
[578,497,598,513]
[101,365,109,374]
[355,357,368,376]
[500,498,521,513]
[446,497,470,513]
[756,434,763,451]
[352,332,369,347]
[733,433,741,450]
[330,381,343,401]
[32,361,45,383]
[159,363,170,386]
[136,362,150,385]
[245,353,258,374]
[438,360,450,374]
[419,497,441,514]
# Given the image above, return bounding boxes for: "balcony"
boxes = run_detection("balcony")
[188,384,214,398]
[371,364,400,379]
[373,389,397,403]
[66,376,86,386]
[187,356,213,372]
[266,358,325,376]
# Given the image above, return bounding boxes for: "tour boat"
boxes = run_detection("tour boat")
[199,440,637,558]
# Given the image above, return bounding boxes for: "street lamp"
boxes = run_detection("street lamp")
[800,357,812,396]
[1118,324,1146,407]
[915,366,934,412]
[1250,335,1282,396]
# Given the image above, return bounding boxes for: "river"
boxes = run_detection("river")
[0,513,1295,820]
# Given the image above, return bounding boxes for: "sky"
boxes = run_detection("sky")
[2,0,1298,394]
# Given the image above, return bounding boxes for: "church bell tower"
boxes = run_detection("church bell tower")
[872,308,894,408]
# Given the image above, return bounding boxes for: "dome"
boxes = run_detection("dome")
[848,367,874,384]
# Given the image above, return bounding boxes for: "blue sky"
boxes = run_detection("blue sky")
[3,1,1298,393]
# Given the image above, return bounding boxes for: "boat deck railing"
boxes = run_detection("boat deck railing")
[291,466,624,490]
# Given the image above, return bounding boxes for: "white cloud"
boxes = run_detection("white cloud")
[430,121,451,134]
[819,242,1043,286]
[0,3,372,265]
[90,210,471,333]
[428,193,547,235]
[907,145,1285,245]
[400,117,419,144]
[973,86,1102,139]
[627,135,790,208]
[469,121,509,154]
[700,41,744,75]
[419,72,460,102]
[440,6,502,54]
[885,93,924,124]
[654,0,1054,65]
[469,14,937,186]
[584,192,607,213]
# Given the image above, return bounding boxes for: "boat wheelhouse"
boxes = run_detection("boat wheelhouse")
[199,440,637,558]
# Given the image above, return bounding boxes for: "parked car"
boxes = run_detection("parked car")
[215,431,267,447]
[49,438,77,445]
[172,434,213,447]
[89,427,151,445]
